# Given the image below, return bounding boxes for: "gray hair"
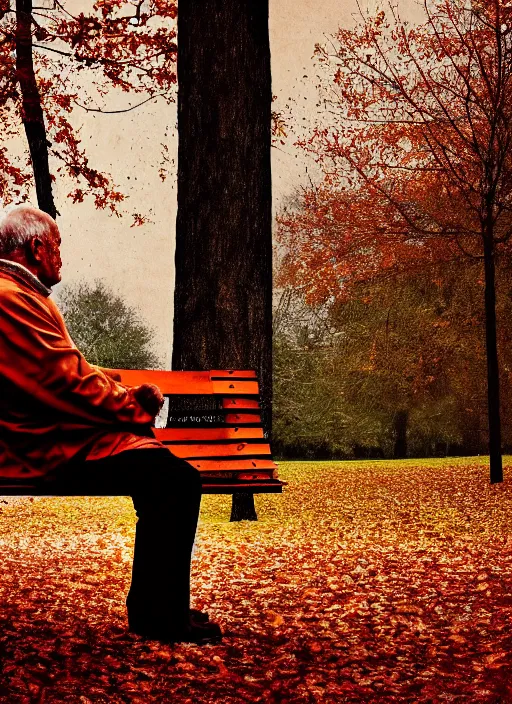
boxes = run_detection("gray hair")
[0,205,57,256]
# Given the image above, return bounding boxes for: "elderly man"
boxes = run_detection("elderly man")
[0,205,222,644]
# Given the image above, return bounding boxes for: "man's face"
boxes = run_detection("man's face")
[35,225,62,288]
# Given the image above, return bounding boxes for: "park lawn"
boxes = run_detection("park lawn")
[1,458,512,703]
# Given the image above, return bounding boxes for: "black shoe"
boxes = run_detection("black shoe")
[190,608,209,624]
[131,620,223,645]
[129,608,209,631]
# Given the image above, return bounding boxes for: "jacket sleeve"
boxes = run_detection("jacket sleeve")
[0,289,155,426]
[95,367,122,381]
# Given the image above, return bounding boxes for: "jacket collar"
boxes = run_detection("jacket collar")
[0,259,52,298]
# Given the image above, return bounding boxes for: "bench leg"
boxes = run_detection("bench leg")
[230,492,257,522]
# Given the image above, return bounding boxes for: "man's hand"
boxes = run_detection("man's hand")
[133,383,165,417]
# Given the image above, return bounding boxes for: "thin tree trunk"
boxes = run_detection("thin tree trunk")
[174,1,272,520]
[393,409,408,459]
[483,230,503,483]
[15,0,57,218]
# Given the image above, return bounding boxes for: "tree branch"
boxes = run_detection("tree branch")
[73,93,169,114]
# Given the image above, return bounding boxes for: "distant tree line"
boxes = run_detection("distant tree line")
[272,257,512,460]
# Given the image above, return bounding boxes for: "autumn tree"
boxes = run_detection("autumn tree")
[279,0,512,482]
[1,0,177,219]
[173,0,272,520]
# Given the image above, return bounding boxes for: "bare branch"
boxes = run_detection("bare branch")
[73,93,169,114]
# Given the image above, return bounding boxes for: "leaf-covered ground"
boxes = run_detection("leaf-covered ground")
[1,458,512,703]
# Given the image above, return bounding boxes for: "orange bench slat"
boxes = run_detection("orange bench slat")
[163,443,272,459]
[221,398,261,409]
[116,370,259,396]
[211,380,259,395]
[187,458,278,471]
[210,370,257,379]
[116,369,214,394]
[154,427,264,442]
[224,413,262,424]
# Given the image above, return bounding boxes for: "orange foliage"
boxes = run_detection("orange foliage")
[0,1,177,219]
[278,0,512,303]
[277,183,460,305]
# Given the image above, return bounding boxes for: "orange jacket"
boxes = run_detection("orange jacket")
[0,260,163,480]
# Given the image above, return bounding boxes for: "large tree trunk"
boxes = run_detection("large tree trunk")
[483,230,503,483]
[15,0,57,218]
[173,0,272,520]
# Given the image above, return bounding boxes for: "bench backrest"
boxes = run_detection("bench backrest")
[116,369,281,494]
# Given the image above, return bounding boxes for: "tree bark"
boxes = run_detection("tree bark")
[174,0,272,520]
[393,409,408,459]
[483,230,503,483]
[15,0,57,218]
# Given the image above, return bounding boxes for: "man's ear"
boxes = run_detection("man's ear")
[26,236,45,265]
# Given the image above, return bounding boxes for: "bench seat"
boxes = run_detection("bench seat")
[0,369,284,496]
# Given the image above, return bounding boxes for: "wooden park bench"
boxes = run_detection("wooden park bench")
[0,369,284,496]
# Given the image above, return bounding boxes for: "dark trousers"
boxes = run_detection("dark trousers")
[49,448,202,630]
